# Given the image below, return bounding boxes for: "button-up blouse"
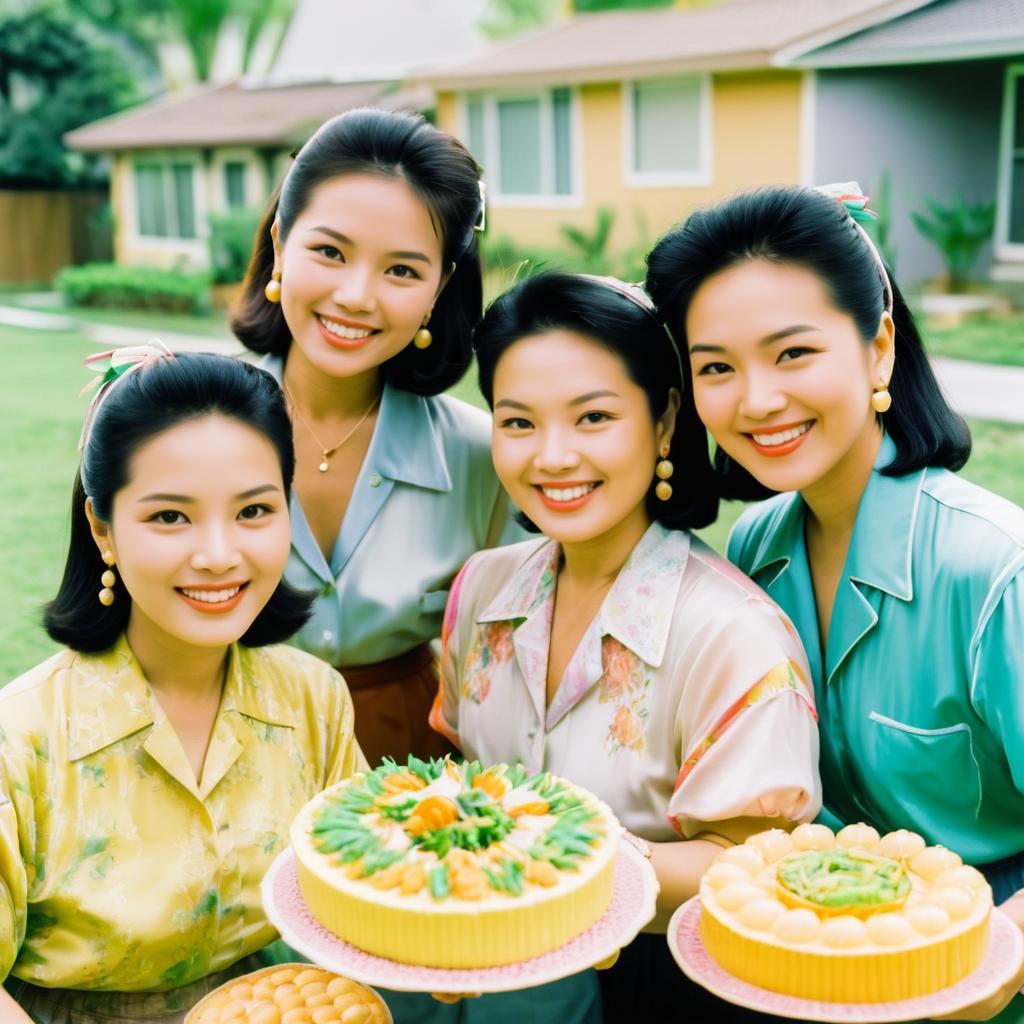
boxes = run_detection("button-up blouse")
[432,522,821,843]
[263,356,519,667]
[0,637,365,990]
[728,435,1024,865]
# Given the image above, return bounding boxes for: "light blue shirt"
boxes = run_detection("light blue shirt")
[264,355,520,666]
[728,435,1024,864]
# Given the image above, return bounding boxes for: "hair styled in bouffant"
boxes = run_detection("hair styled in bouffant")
[231,107,484,396]
[645,185,971,501]
[44,354,313,653]
[474,271,719,532]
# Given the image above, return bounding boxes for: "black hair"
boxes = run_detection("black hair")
[232,107,484,396]
[646,185,971,501]
[44,353,313,652]
[474,271,718,532]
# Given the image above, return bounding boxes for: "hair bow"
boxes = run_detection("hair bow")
[815,181,879,224]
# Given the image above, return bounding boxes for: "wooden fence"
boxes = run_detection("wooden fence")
[0,189,111,284]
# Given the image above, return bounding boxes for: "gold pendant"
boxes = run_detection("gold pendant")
[318,461,329,472]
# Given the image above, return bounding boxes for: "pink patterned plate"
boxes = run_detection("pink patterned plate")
[261,839,657,994]
[668,897,1024,1023]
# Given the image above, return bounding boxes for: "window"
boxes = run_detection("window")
[626,76,710,185]
[464,89,577,202]
[998,66,1024,252]
[133,160,197,239]
[224,161,247,208]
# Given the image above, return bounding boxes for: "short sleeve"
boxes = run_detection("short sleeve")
[971,568,1024,793]
[0,753,30,981]
[668,598,821,842]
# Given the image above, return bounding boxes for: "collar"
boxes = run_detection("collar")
[262,354,452,493]
[745,435,922,602]
[67,637,295,763]
[477,521,689,668]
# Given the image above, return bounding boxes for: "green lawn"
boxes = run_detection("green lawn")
[2,324,1023,683]
[922,314,1024,367]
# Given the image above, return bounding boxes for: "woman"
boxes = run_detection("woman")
[233,107,518,769]
[647,184,1024,1020]
[432,273,821,1020]
[0,348,364,1023]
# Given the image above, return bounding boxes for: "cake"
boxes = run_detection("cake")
[290,757,620,968]
[185,964,390,1024]
[698,823,991,1002]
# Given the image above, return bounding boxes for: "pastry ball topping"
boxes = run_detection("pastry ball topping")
[776,849,911,916]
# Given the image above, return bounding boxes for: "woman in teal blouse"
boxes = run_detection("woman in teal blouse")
[647,184,1024,1020]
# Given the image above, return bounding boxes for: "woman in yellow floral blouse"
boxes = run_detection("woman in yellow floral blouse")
[0,349,364,1023]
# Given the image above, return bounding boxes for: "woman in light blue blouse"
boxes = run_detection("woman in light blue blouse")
[232,108,518,769]
[647,185,1024,1020]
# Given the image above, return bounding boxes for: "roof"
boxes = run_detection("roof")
[267,0,491,84]
[416,0,933,89]
[64,81,429,153]
[792,0,1024,67]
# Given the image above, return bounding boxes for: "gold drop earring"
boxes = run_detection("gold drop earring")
[413,315,433,350]
[655,449,674,502]
[871,381,892,413]
[264,269,282,303]
[98,551,117,606]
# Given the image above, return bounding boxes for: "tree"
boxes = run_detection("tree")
[0,6,137,188]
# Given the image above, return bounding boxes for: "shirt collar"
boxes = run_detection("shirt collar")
[477,522,689,668]
[67,637,295,762]
[745,435,922,601]
[262,354,452,493]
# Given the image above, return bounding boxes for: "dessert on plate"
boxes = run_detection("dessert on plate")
[698,822,991,1002]
[290,757,620,968]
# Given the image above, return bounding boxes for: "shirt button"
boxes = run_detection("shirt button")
[369,474,382,487]
[322,630,334,643]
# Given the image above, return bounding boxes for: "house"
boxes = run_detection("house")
[64,0,489,271]
[420,0,1024,282]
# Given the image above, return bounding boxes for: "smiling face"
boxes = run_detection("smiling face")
[273,172,446,380]
[88,415,293,657]
[491,329,675,551]
[686,259,893,503]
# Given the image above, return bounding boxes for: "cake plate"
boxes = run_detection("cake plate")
[667,897,1024,1023]
[261,838,658,994]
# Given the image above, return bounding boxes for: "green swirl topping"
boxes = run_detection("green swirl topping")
[776,850,911,912]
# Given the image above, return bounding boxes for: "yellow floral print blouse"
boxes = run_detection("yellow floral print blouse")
[0,636,365,991]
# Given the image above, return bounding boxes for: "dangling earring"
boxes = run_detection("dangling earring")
[413,318,433,350]
[98,551,116,607]
[264,269,282,304]
[655,450,674,502]
[871,382,892,413]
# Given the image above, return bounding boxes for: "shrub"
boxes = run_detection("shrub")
[55,262,210,314]
[912,193,996,291]
[208,207,263,284]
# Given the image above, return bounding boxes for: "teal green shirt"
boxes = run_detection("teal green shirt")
[728,436,1024,865]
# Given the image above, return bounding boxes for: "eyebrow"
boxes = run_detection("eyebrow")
[689,324,818,355]
[310,227,433,265]
[136,484,281,503]
[494,390,620,412]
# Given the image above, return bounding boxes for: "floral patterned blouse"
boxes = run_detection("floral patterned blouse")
[0,636,365,990]
[432,523,821,843]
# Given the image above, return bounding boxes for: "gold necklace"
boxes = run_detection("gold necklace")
[284,385,381,473]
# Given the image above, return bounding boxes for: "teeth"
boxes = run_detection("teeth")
[319,316,374,340]
[180,586,242,604]
[540,484,596,502]
[752,423,811,447]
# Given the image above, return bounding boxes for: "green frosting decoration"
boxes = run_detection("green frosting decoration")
[776,850,910,911]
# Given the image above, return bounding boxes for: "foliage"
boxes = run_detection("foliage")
[55,262,211,315]
[911,193,996,291]
[478,0,561,38]
[0,7,137,188]
[863,169,896,272]
[207,207,263,284]
[559,205,616,274]
[574,0,674,9]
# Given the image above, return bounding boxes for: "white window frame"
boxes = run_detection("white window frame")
[126,151,207,257]
[622,74,712,188]
[995,63,1024,261]
[211,149,261,211]
[460,88,583,209]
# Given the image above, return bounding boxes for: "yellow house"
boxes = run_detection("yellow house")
[420,0,918,256]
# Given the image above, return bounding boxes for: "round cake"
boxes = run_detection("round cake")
[699,823,991,1002]
[291,757,620,968]
[185,964,390,1024]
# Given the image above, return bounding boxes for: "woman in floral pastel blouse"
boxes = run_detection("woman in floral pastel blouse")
[0,351,364,1024]
[431,273,821,1018]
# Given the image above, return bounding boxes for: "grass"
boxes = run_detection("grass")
[922,314,1024,367]
[2,323,1023,683]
